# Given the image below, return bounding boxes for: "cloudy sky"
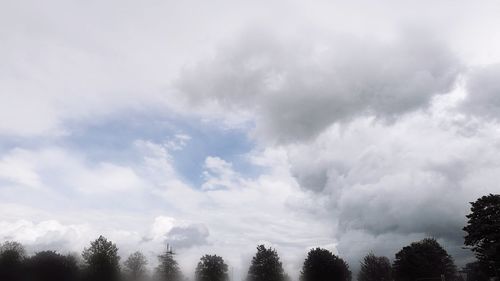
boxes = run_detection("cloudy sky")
[1,0,500,278]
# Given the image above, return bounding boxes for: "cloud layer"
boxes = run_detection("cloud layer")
[2,0,500,279]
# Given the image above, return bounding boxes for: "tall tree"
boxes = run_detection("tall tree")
[463,194,500,278]
[124,251,148,281]
[247,245,286,281]
[0,241,26,281]
[156,246,181,281]
[82,235,121,281]
[26,251,79,281]
[358,253,391,281]
[300,248,351,281]
[393,238,457,281]
[195,255,228,281]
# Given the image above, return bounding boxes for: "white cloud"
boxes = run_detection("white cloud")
[282,93,500,265]
[0,219,92,253]
[0,148,43,188]
[202,156,242,190]
[0,147,146,194]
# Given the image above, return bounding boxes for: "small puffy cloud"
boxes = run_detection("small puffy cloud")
[166,224,209,249]
[165,134,192,151]
[149,216,177,241]
[147,216,209,249]
[202,156,242,190]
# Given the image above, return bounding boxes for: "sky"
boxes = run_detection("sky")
[1,0,500,278]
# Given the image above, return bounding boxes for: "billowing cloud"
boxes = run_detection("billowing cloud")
[0,220,92,253]
[177,29,461,143]
[284,93,500,265]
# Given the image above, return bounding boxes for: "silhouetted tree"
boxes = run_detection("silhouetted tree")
[300,248,351,281]
[155,246,181,281]
[463,194,500,279]
[358,253,391,281]
[195,255,228,281]
[25,251,79,281]
[247,245,286,281]
[462,261,489,281]
[0,241,26,281]
[124,251,148,281]
[393,238,457,281]
[82,235,121,281]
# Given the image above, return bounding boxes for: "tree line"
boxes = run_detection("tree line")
[0,194,498,281]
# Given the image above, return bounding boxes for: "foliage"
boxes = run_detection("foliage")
[82,235,121,281]
[156,248,182,281]
[393,238,457,281]
[300,248,351,281]
[124,251,148,281]
[463,193,500,278]
[25,251,79,281]
[0,241,26,281]
[358,253,392,281]
[463,261,490,281]
[247,245,286,281]
[195,254,228,281]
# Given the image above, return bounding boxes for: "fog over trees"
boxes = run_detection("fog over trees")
[0,194,498,281]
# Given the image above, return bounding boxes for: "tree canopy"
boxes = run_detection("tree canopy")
[26,251,79,281]
[156,247,182,281]
[463,261,490,281]
[393,238,457,281]
[300,248,351,281]
[124,251,148,281]
[463,193,500,278]
[82,235,121,281]
[0,241,26,281]
[247,245,286,281]
[195,254,229,281]
[358,253,391,281]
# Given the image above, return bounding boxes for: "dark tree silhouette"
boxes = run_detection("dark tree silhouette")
[463,194,500,278]
[124,251,148,281]
[247,245,286,281]
[462,261,489,281]
[195,255,228,281]
[393,238,457,281]
[156,246,181,281]
[82,235,121,281]
[25,251,79,281]
[300,248,351,281]
[358,253,391,281]
[0,241,26,281]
